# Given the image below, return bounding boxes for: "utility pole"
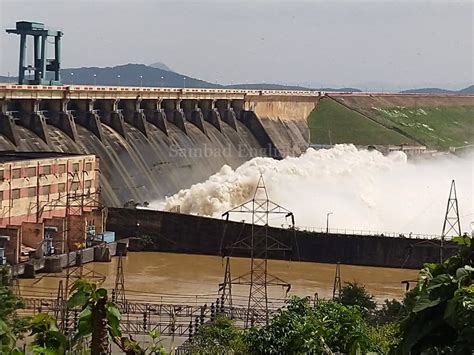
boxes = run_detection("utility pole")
[441,180,461,263]
[332,262,342,300]
[221,174,295,327]
[326,212,333,234]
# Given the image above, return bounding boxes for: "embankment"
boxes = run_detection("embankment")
[308,94,474,150]
[106,208,455,269]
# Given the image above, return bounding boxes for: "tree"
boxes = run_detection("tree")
[338,282,377,319]
[0,282,28,354]
[0,286,28,336]
[68,279,122,354]
[394,235,474,354]
[373,299,404,325]
[0,319,23,355]
[245,297,375,354]
[192,314,247,354]
[29,313,68,354]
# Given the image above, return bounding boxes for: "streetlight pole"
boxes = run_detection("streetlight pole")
[161,76,164,87]
[139,75,143,87]
[183,77,186,88]
[93,73,97,85]
[117,74,121,86]
[70,72,74,84]
[326,212,333,234]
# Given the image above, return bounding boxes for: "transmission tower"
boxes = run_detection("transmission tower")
[55,280,67,331]
[218,257,233,317]
[440,180,461,263]
[113,254,126,305]
[332,262,342,300]
[221,174,295,327]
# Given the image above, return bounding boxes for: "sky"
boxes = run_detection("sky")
[0,0,472,90]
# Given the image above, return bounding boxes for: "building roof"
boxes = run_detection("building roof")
[0,151,91,163]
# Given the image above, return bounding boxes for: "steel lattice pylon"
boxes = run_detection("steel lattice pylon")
[218,257,233,316]
[220,174,295,327]
[440,179,462,263]
[113,254,126,306]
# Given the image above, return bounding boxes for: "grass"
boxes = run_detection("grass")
[307,98,414,145]
[307,97,474,150]
[361,105,474,150]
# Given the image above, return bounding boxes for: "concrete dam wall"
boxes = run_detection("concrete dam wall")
[107,207,454,269]
[0,86,316,206]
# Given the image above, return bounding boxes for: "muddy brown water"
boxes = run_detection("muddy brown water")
[20,252,418,305]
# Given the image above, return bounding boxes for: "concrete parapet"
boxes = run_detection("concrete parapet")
[22,263,36,278]
[116,241,127,256]
[43,256,63,273]
[94,245,111,262]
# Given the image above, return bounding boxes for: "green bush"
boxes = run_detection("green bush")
[394,235,474,354]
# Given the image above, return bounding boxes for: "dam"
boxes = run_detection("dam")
[0,84,316,206]
[2,84,472,209]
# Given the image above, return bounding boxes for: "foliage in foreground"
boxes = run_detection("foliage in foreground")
[246,297,373,354]
[338,281,377,319]
[192,314,247,354]
[394,235,474,354]
[192,297,395,354]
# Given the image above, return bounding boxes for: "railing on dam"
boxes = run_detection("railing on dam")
[0,83,322,100]
[2,83,471,100]
[299,225,443,240]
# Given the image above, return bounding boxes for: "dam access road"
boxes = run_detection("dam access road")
[1,84,473,207]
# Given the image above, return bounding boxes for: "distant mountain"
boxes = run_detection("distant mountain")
[227,83,312,90]
[149,62,174,72]
[227,83,361,92]
[1,64,470,95]
[59,64,217,88]
[0,64,361,91]
[401,85,474,95]
[458,85,474,94]
[401,88,453,94]
[320,87,362,92]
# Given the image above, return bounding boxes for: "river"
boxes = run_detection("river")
[19,252,418,305]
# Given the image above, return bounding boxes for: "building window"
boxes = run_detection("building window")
[58,164,66,174]
[12,168,21,179]
[43,165,51,175]
[84,180,92,189]
[85,162,93,171]
[27,187,37,197]
[42,185,51,195]
[0,170,4,181]
[27,167,36,177]
[58,183,66,193]
[12,189,20,199]
[72,163,80,172]
[71,182,80,191]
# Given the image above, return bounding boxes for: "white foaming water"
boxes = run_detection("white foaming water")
[154,145,473,235]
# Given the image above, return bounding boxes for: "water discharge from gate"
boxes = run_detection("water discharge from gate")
[159,145,473,235]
